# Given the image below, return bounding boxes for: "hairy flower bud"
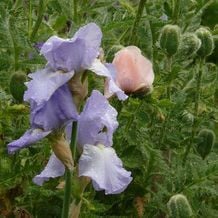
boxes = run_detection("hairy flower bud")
[196,27,214,58]
[196,129,215,160]
[167,194,193,218]
[9,72,27,103]
[177,33,201,59]
[159,24,181,57]
[181,110,194,125]
[68,72,88,109]
[51,135,74,170]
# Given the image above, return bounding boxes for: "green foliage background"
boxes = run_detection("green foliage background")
[0,0,218,217]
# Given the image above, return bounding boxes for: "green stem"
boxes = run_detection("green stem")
[8,17,18,71]
[30,0,44,41]
[12,0,22,11]
[158,56,172,145]
[72,122,78,161]
[172,0,181,24]
[143,6,153,60]
[28,0,32,38]
[129,0,147,44]
[183,59,203,165]
[61,121,78,218]
[74,0,78,23]
[166,56,172,100]
[61,169,72,218]
[194,59,203,116]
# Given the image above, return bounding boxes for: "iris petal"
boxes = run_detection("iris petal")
[8,128,51,154]
[33,153,65,186]
[77,90,118,147]
[79,144,132,194]
[24,67,74,106]
[31,84,79,131]
[41,23,102,72]
[88,59,128,101]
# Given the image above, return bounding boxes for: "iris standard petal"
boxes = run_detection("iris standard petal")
[78,90,118,147]
[73,22,102,68]
[24,67,74,106]
[33,153,65,186]
[40,23,102,72]
[8,128,51,154]
[88,59,128,101]
[105,63,128,100]
[79,144,132,195]
[31,84,79,131]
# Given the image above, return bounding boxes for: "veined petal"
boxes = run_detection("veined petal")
[31,84,79,131]
[24,68,74,106]
[74,22,102,68]
[105,64,128,100]
[79,144,132,195]
[88,59,128,101]
[40,23,102,72]
[33,153,65,186]
[78,90,118,147]
[8,128,51,154]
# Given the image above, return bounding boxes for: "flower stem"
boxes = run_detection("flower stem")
[166,56,172,100]
[74,0,78,23]
[72,122,78,161]
[61,121,78,218]
[30,0,44,41]
[28,0,32,38]
[130,0,147,44]
[61,169,72,218]
[158,56,172,145]
[183,58,203,165]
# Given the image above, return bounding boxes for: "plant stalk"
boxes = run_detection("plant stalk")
[61,121,78,218]
[183,58,203,165]
[30,0,44,41]
[28,0,32,38]
[166,56,172,100]
[74,0,78,23]
[130,0,147,44]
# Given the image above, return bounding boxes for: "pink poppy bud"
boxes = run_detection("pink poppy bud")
[111,46,154,94]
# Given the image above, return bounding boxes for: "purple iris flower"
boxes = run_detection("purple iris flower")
[25,23,127,104]
[8,23,103,153]
[8,23,131,194]
[33,91,132,194]
[8,84,78,154]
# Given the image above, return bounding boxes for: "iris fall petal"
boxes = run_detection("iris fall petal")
[33,153,65,186]
[31,84,78,131]
[79,144,132,194]
[77,90,118,147]
[8,128,51,154]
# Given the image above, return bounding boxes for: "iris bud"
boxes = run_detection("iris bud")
[167,194,193,218]
[196,129,215,160]
[159,24,181,57]
[51,135,74,170]
[195,27,214,58]
[9,72,27,103]
[177,33,201,59]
